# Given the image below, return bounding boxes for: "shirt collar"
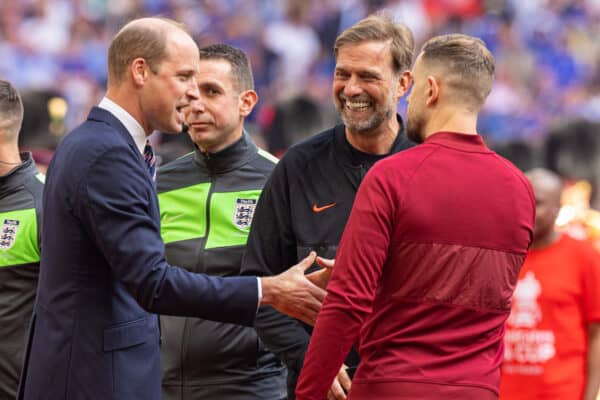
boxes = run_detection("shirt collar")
[0,152,39,192]
[424,131,491,153]
[98,97,147,154]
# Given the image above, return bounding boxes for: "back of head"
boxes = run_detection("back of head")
[199,44,254,92]
[420,34,495,110]
[107,17,188,86]
[334,13,414,74]
[0,80,24,143]
[525,168,563,195]
[525,168,563,240]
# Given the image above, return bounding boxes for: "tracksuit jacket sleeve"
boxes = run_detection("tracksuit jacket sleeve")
[296,165,394,400]
[242,159,312,390]
[78,145,258,326]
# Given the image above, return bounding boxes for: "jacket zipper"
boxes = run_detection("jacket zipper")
[181,177,215,384]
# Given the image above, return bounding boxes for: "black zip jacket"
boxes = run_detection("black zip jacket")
[157,133,286,399]
[0,152,43,399]
[241,117,415,398]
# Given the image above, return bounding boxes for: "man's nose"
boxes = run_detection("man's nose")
[186,77,200,100]
[344,76,363,97]
[188,98,205,113]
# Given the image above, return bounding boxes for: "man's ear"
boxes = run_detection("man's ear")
[239,90,258,117]
[131,58,149,87]
[396,70,413,99]
[426,75,440,106]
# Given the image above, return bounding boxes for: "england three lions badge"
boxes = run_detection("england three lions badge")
[234,199,257,229]
[0,219,20,250]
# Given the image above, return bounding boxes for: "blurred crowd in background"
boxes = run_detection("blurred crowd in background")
[3,0,600,214]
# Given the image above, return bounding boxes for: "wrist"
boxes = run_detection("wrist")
[259,276,278,306]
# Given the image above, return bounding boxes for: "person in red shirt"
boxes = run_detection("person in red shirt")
[500,168,600,400]
[295,33,535,400]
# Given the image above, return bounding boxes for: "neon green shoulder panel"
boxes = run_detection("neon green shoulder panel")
[0,208,40,267]
[158,183,211,244]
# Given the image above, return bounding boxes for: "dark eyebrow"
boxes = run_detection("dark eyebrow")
[178,68,196,77]
[359,70,382,80]
[199,81,224,92]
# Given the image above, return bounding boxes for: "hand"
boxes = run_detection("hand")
[259,252,326,326]
[306,257,334,290]
[327,364,351,400]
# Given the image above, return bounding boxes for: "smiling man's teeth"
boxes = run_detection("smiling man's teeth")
[346,101,370,111]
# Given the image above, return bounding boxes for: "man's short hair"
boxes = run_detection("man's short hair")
[334,13,414,75]
[107,18,187,85]
[421,34,495,108]
[198,44,255,92]
[0,80,24,139]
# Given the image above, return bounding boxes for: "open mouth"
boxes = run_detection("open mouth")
[345,100,372,112]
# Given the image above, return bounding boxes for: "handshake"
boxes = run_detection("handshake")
[260,252,335,326]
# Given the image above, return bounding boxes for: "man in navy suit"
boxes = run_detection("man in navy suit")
[18,17,326,400]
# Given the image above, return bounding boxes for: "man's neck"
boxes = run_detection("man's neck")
[106,86,150,135]
[0,145,22,176]
[422,107,478,140]
[345,117,399,155]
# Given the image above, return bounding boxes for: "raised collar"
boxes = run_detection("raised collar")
[98,97,147,154]
[333,114,414,167]
[0,152,40,192]
[193,132,256,174]
[424,131,491,153]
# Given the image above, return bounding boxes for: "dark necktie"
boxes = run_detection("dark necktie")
[143,140,156,181]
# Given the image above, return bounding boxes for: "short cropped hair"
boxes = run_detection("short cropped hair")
[107,18,187,85]
[421,34,495,108]
[334,13,414,74]
[0,80,24,139]
[199,44,255,92]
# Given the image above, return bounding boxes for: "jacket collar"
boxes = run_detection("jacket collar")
[193,132,256,174]
[333,114,414,167]
[424,131,491,153]
[98,97,146,154]
[87,107,139,154]
[0,152,39,192]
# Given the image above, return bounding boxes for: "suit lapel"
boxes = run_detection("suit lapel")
[87,107,153,183]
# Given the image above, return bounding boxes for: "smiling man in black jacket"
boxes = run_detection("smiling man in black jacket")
[241,14,416,400]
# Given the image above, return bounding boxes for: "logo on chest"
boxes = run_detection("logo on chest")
[234,198,257,229]
[0,219,20,250]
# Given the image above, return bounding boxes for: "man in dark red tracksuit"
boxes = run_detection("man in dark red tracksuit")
[297,34,535,400]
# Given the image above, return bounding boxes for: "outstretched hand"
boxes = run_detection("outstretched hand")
[259,251,327,326]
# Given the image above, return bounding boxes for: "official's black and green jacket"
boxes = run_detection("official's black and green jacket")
[0,152,43,399]
[157,133,285,395]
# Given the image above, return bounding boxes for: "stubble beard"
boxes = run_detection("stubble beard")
[336,97,395,136]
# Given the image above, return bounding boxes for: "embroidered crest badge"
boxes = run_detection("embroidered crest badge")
[0,219,20,250]
[234,199,257,229]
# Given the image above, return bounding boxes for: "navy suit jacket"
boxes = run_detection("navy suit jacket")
[18,108,258,399]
